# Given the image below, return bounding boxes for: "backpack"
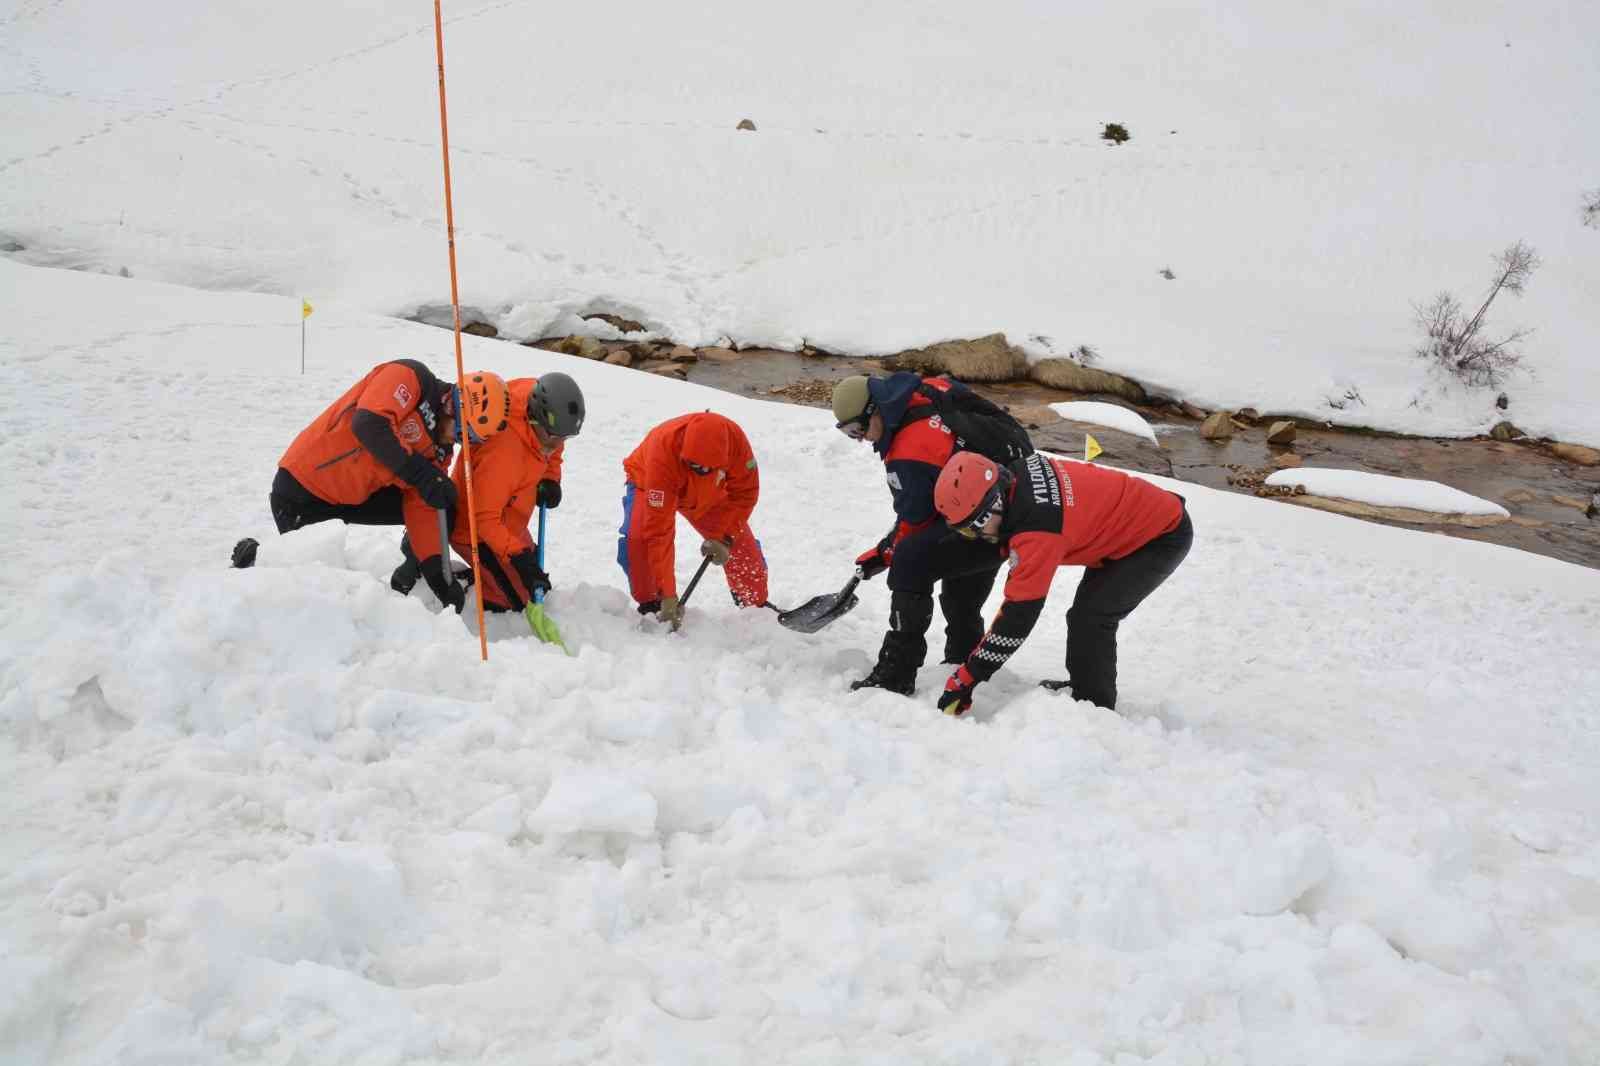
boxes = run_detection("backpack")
[902,380,1034,463]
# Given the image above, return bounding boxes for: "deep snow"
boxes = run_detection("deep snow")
[2,264,1598,1064]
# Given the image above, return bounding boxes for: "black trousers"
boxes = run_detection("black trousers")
[270,467,407,534]
[887,521,1004,662]
[1065,508,1193,710]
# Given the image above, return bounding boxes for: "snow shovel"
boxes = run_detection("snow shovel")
[523,504,569,652]
[772,568,862,634]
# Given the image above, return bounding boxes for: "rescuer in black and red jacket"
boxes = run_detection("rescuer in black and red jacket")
[931,450,1194,715]
[831,374,1006,695]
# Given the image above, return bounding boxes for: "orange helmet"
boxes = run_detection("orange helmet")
[935,451,1008,530]
[458,371,511,443]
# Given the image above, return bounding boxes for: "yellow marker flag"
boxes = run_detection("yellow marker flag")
[1085,434,1103,461]
[301,298,314,319]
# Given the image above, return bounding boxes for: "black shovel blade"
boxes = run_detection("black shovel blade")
[776,576,861,634]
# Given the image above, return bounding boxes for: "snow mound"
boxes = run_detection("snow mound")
[1049,401,1159,444]
[1264,468,1509,516]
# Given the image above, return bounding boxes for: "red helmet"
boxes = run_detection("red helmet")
[935,452,1006,528]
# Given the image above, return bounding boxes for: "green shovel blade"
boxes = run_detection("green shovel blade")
[523,602,569,653]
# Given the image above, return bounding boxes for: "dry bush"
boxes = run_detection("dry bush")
[1413,241,1539,390]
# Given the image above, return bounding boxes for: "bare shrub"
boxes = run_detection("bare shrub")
[1413,241,1539,389]
[1583,187,1600,229]
[1070,344,1099,365]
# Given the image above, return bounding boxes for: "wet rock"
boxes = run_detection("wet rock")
[603,349,633,367]
[1503,488,1538,504]
[1236,407,1260,425]
[1550,494,1591,512]
[1008,404,1063,430]
[882,333,1026,383]
[1199,411,1234,440]
[642,361,688,379]
[1549,442,1600,466]
[1266,420,1297,445]
[700,347,740,362]
[461,321,498,338]
[1028,357,1146,400]
[556,335,606,360]
[583,312,647,334]
[737,118,757,131]
[1178,402,1207,420]
[668,345,699,364]
[1270,452,1304,469]
[1489,421,1523,441]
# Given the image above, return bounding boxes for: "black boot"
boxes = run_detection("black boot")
[390,534,421,595]
[851,591,933,695]
[1039,679,1074,694]
[231,538,259,569]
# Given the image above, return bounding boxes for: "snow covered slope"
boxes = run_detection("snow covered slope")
[3,0,1597,443]
[3,261,1599,1064]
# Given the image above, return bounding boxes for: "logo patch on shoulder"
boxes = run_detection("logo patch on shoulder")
[886,471,903,491]
[647,489,665,508]
[398,418,423,443]
[394,383,413,407]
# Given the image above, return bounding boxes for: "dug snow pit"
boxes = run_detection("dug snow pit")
[1264,468,1509,524]
[1048,400,1158,444]
[526,771,658,837]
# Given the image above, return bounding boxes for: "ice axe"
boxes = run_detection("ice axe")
[523,504,568,652]
[766,568,862,634]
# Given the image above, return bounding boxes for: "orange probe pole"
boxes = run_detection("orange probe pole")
[432,0,488,659]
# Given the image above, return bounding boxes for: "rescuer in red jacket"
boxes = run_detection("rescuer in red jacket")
[618,411,767,631]
[931,450,1194,715]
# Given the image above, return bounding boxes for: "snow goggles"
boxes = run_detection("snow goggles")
[835,400,877,440]
[951,488,1003,539]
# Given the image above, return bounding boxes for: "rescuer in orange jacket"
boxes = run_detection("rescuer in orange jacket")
[617,411,767,630]
[232,359,486,612]
[930,451,1193,715]
[390,372,586,613]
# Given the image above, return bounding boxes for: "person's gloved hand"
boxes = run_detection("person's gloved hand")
[937,664,978,716]
[700,537,732,566]
[536,479,562,509]
[855,541,891,580]
[420,556,466,614]
[658,595,683,632]
[399,453,458,511]
[509,550,552,601]
[636,599,660,616]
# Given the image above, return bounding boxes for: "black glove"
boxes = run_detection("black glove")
[398,453,458,512]
[637,599,661,616]
[536,479,562,509]
[509,549,552,600]
[419,555,466,614]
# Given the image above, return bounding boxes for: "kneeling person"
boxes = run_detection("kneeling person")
[394,372,585,614]
[235,358,465,609]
